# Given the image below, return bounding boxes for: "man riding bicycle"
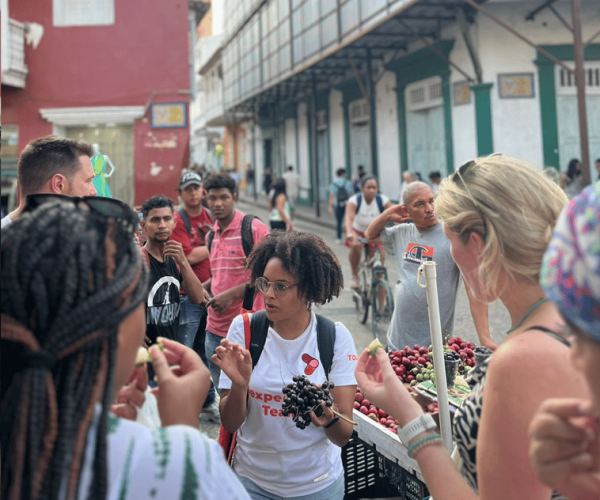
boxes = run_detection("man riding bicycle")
[344,175,392,288]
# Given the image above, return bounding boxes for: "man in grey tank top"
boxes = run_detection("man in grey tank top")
[364,182,494,351]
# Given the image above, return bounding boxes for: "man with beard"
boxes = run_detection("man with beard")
[1,135,97,228]
[365,182,494,352]
[140,196,206,345]
[203,174,270,391]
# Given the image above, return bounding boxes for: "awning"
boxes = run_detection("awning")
[227,0,485,115]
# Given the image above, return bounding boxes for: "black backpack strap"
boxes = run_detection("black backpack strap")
[356,193,362,212]
[241,214,259,258]
[207,230,214,254]
[316,315,336,379]
[248,311,270,368]
[376,193,384,213]
[177,208,192,235]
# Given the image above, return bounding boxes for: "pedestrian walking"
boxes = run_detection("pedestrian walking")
[328,167,354,244]
[269,178,293,231]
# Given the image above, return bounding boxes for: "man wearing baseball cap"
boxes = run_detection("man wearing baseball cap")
[171,170,220,422]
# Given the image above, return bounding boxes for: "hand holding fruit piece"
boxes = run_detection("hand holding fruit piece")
[355,347,421,425]
[151,337,210,427]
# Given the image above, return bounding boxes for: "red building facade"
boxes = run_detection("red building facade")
[2,0,197,206]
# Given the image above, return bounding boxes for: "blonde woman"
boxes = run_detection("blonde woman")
[356,155,590,500]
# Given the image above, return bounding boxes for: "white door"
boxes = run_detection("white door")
[556,63,600,178]
[350,122,371,174]
[405,76,446,180]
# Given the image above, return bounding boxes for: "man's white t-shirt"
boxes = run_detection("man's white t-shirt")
[348,193,390,233]
[282,171,300,200]
[1,215,13,229]
[220,311,358,497]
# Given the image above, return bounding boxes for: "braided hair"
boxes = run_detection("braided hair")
[1,201,148,500]
[246,230,343,306]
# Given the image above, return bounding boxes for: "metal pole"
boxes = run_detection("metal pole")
[311,76,321,218]
[572,0,591,185]
[365,49,379,178]
[418,262,453,453]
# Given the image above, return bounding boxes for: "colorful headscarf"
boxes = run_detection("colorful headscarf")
[540,182,600,342]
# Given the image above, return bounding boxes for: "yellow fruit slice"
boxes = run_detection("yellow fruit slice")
[368,338,385,357]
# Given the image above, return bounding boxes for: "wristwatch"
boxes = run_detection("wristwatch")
[396,414,437,445]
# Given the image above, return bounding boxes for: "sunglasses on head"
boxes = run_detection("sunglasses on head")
[451,153,503,241]
[23,194,139,236]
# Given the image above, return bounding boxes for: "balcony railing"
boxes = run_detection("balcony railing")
[2,19,28,88]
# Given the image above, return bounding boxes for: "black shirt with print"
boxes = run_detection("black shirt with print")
[145,252,183,343]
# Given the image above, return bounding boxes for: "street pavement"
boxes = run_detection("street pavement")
[199,193,510,439]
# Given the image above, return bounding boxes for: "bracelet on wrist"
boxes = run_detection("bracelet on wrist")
[407,433,443,459]
[325,416,339,429]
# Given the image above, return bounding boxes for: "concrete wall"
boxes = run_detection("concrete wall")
[375,71,401,201]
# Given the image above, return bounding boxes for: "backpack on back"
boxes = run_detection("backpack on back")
[248,311,337,377]
[356,193,384,214]
[207,214,260,311]
[206,214,258,257]
[336,182,349,206]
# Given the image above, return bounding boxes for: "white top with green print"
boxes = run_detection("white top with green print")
[79,413,250,500]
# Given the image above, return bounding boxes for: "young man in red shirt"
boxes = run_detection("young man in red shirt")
[203,173,270,392]
[170,171,219,422]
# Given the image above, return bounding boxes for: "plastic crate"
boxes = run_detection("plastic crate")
[342,433,430,500]
[383,457,429,500]
[342,434,381,500]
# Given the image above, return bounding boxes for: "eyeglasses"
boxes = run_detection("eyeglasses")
[255,277,299,295]
[452,159,488,240]
[23,194,138,236]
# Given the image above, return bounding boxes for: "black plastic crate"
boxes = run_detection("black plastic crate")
[342,434,382,500]
[342,433,429,500]
[383,457,429,500]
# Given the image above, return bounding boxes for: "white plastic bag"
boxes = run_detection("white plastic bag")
[135,387,162,429]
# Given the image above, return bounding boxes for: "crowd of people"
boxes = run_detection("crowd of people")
[1,135,599,500]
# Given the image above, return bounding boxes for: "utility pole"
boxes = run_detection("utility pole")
[572,0,591,185]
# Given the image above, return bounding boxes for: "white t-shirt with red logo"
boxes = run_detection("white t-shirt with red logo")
[219,311,358,497]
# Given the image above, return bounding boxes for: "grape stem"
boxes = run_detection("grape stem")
[331,408,357,425]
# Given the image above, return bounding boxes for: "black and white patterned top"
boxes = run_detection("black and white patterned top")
[452,327,569,499]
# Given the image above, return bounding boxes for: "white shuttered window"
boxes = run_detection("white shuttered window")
[54,0,115,27]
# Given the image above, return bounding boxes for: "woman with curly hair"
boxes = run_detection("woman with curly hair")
[1,196,250,500]
[213,230,357,500]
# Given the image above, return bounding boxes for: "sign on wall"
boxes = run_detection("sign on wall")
[453,81,471,105]
[150,102,188,128]
[498,73,535,99]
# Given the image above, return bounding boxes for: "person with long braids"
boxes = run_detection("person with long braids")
[355,155,591,500]
[1,197,250,500]
[213,230,357,500]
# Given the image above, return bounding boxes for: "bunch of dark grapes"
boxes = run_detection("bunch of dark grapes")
[281,375,335,430]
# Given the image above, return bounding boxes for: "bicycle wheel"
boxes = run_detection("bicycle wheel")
[355,270,369,324]
[371,279,393,338]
